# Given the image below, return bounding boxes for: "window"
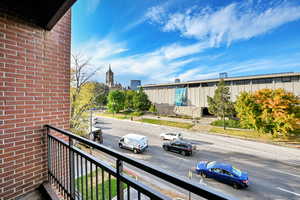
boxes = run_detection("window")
[212,168,222,173]
[282,77,291,82]
[222,170,233,177]
[189,83,200,88]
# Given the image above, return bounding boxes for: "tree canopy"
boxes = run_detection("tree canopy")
[107,90,125,113]
[235,88,299,137]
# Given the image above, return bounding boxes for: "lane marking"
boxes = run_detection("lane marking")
[277,187,300,196]
[271,169,300,179]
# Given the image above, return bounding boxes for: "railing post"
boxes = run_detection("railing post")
[46,126,51,183]
[116,159,124,200]
[69,137,75,199]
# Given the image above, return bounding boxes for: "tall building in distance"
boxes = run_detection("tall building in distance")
[106,64,114,87]
[130,80,141,90]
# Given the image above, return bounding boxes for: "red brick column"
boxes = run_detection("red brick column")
[0,10,71,200]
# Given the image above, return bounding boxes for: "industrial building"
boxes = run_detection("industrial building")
[141,72,300,117]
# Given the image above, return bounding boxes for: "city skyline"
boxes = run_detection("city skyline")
[72,0,300,86]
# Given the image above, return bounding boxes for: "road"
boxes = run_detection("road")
[95,116,300,200]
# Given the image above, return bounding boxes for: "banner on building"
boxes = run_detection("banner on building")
[175,87,187,106]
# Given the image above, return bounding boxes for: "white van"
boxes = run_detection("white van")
[118,134,148,154]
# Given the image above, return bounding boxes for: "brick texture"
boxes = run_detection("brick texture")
[0,10,71,200]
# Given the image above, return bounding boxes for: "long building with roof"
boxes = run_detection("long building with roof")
[141,72,300,117]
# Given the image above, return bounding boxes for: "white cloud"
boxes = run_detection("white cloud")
[148,1,300,46]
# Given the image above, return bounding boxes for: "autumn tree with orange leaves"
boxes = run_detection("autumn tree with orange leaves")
[235,88,299,137]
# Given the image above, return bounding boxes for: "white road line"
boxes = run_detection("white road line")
[277,187,300,196]
[271,169,300,178]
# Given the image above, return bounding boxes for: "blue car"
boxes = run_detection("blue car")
[196,161,249,189]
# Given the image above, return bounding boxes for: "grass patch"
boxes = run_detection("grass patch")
[75,170,126,199]
[209,127,300,145]
[211,119,242,129]
[138,118,194,129]
[98,112,131,120]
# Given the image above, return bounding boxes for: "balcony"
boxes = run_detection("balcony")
[45,125,233,200]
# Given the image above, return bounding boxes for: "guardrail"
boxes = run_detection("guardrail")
[45,124,234,200]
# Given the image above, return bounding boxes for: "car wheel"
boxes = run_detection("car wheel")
[181,151,186,156]
[233,183,239,189]
[119,143,122,148]
[163,146,168,151]
[200,172,207,178]
[133,149,138,154]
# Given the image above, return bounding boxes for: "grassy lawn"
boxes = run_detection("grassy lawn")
[138,118,194,129]
[75,170,126,200]
[209,127,300,146]
[98,112,131,120]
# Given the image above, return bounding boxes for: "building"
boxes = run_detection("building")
[105,65,123,90]
[130,80,141,90]
[0,0,74,199]
[141,72,300,118]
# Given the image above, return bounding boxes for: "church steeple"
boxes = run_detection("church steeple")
[106,64,114,87]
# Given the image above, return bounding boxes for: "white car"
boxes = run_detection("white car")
[160,133,183,140]
[119,134,148,154]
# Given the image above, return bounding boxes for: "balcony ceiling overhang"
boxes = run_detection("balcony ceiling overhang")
[0,0,76,30]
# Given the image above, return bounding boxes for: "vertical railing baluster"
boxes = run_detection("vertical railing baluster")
[138,191,141,200]
[116,159,124,200]
[109,174,112,200]
[47,127,51,183]
[64,145,67,198]
[69,137,75,200]
[76,153,79,200]
[90,162,93,200]
[81,156,83,199]
[101,169,105,200]
[85,159,88,200]
[96,166,98,200]
[58,141,61,193]
[127,185,130,200]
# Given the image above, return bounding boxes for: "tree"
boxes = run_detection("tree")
[235,88,299,137]
[207,79,235,129]
[124,90,135,110]
[70,53,102,135]
[133,88,151,112]
[149,104,157,114]
[107,90,125,113]
[93,82,109,106]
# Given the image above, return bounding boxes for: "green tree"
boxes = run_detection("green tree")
[133,88,151,112]
[235,88,299,137]
[207,79,235,129]
[149,104,157,114]
[107,90,125,113]
[124,90,135,110]
[93,82,109,106]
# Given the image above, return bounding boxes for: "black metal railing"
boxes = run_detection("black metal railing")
[45,124,235,200]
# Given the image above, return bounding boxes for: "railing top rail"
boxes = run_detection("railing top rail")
[45,124,235,200]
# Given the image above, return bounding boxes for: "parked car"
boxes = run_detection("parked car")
[119,134,148,154]
[162,140,192,156]
[196,161,249,189]
[160,132,183,140]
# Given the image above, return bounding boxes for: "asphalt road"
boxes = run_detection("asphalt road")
[95,116,300,200]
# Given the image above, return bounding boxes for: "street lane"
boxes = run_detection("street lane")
[96,116,300,200]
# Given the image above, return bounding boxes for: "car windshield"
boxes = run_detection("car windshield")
[232,167,242,177]
[206,161,217,169]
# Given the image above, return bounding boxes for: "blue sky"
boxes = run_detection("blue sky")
[72,0,300,86]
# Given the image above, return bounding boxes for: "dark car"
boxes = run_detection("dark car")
[162,140,193,156]
[196,161,249,189]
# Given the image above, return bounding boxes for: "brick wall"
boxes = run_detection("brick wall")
[0,10,71,199]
